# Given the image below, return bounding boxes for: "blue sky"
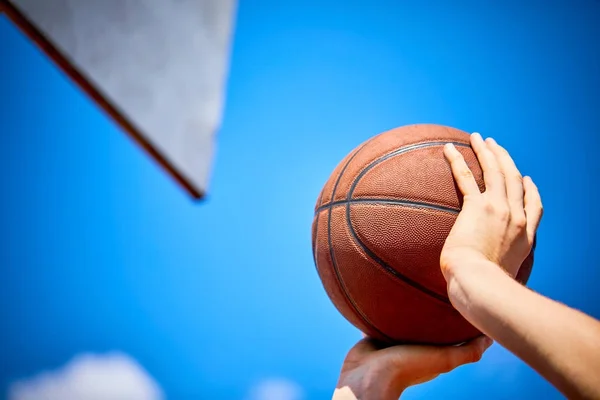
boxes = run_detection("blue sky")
[1,1,599,398]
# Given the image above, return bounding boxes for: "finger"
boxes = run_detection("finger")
[437,336,493,373]
[485,138,525,217]
[444,143,480,197]
[470,133,506,196]
[523,176,543,243]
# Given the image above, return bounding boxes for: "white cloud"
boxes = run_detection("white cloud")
[245,378,304,400]
[8,352,164,400]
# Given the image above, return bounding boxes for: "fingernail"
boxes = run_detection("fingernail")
[444,143,456,152]
[471,132,482,140]
[486,137,497,145]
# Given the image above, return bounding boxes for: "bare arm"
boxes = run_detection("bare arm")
[446,260,600,400]
[442,134,600,400]
[330,132,600,400]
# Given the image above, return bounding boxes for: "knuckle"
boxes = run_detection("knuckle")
[511,214,527,230]
[462,347,482,365]
[471,347,484,362]
[459,168,474,179]
[497,204,510,219]
[484,201,509,219]
[444,353,463,372]
[497,169,507,181]
[500,146,513,160]
[483,201,495,214]
[513,172,523,181]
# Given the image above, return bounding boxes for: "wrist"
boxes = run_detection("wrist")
[443,258,507,310]
[335,367,405,400]
[442,254,503,284]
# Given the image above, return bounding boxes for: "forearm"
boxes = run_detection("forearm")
[446,261,600,400]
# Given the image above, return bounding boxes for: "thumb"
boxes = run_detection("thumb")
[375,336,494,389]
[386,336,493,377]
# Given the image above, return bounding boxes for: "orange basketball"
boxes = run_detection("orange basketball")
[312,124,534,345]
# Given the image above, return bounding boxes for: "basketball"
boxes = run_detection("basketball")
[312,124,535,345]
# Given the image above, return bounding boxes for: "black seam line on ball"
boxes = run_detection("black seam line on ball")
[311,190,326,265]
[315,198,460,215]
[345,141,471,306]
[327,142,395,342]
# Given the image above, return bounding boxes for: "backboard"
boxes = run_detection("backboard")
[0,0,237,199]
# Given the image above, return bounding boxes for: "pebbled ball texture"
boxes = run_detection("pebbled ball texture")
[312,124,534,345]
